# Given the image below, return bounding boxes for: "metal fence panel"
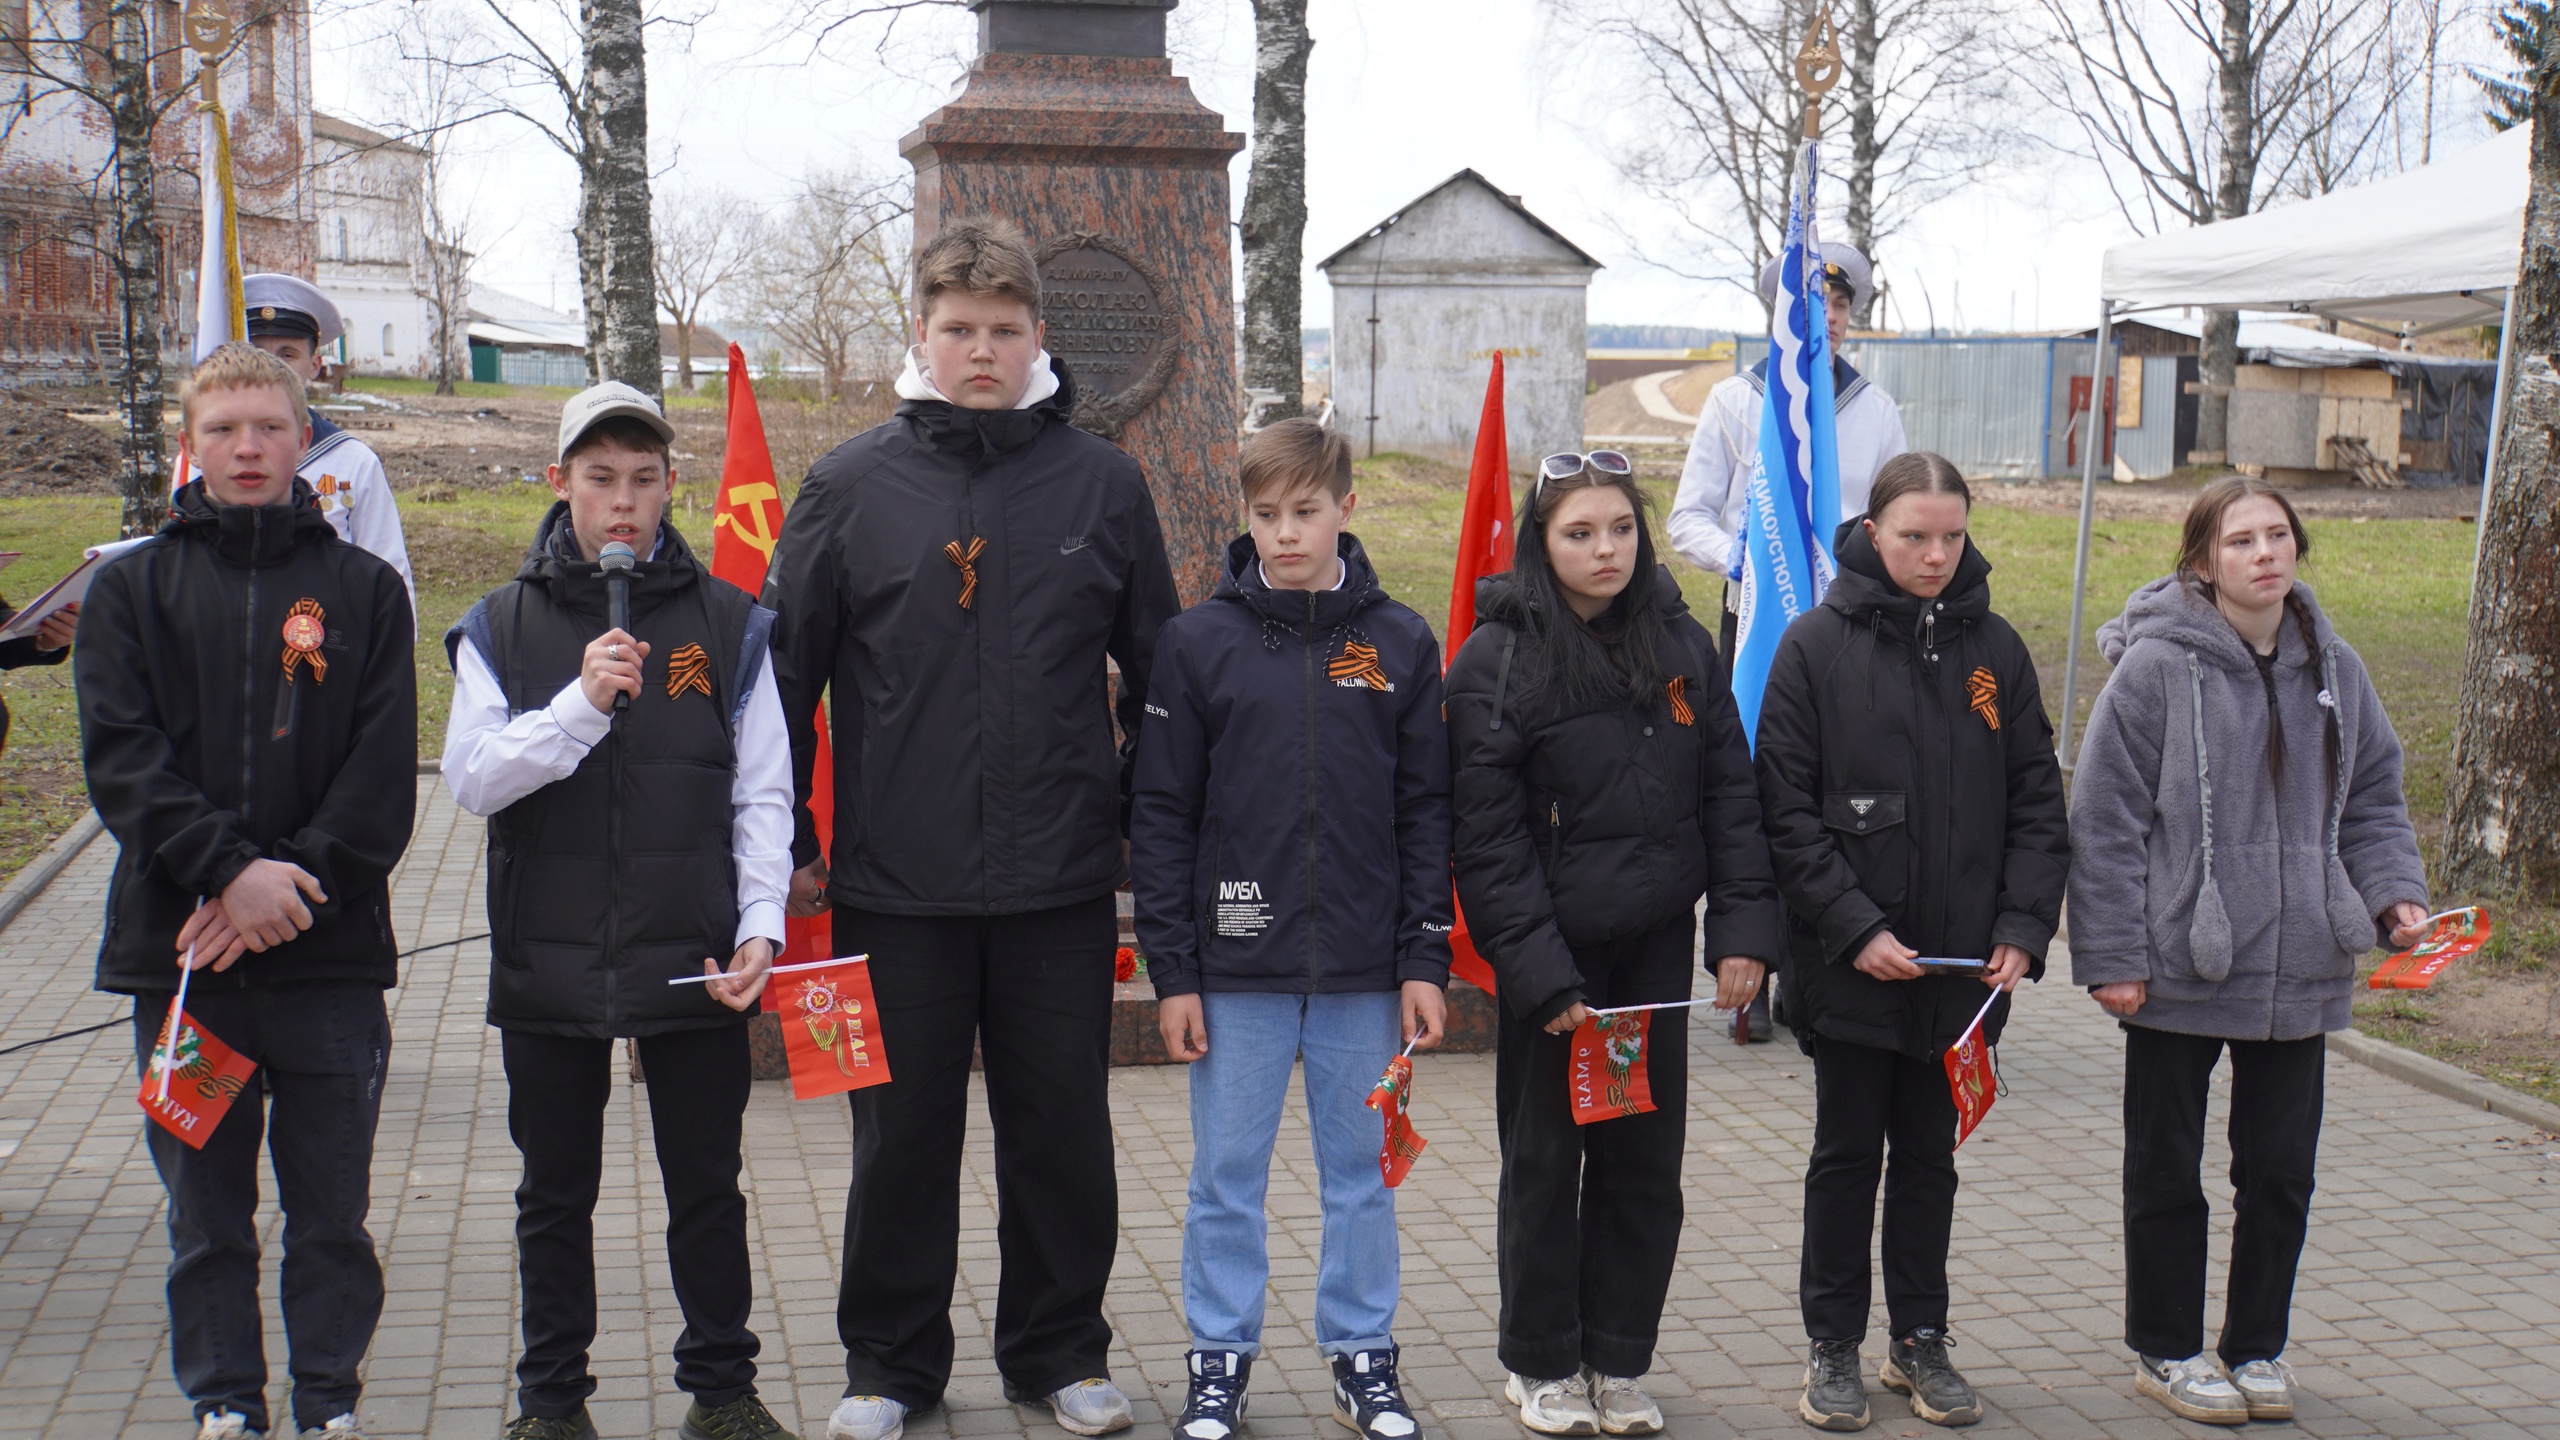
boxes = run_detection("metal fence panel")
[1732,337,2061,479]
[499,349,589,389]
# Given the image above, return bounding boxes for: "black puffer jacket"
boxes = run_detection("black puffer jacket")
[1131,534,1451,998]
[1752,521,2069,1059]
[79,481,417,993]
[1447,569,1784,1024]
[763,362,1182,916]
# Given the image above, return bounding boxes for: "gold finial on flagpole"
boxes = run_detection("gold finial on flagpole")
[1794,5,1842,141]
[183,2,232,102]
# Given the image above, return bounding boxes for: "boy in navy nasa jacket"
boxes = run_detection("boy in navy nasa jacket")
[1130,418,1453,1440]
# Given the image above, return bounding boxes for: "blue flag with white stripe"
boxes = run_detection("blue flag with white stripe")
[1730,143,1843,749]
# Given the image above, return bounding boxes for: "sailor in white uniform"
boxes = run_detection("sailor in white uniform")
[1666,242,1908,616]
[242,274,416,620]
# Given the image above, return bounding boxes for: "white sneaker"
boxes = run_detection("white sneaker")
[1581,1371,1662,1436]
[1032,1379,1134,1437]
[300,1417,366,1439]
[2230,1358,2297,1420]
[1505,1373,1599,1436]
[197,1413,257,1440]
[2134,1355,2248,1425]
[828,1394,908,1440]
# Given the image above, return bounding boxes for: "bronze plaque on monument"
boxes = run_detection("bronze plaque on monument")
[1036,232,1182,437]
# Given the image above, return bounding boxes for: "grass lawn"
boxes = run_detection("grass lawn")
[342,376,572,404]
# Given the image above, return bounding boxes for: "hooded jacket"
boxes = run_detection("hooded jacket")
[445,506,772,1038]
[763,355,1181,916]
[79,480,417,993]
[1752,521,2069,1059]
[1130,534,1452,998]
[1446,568,1784,1024]
[2067,575,2427,1041]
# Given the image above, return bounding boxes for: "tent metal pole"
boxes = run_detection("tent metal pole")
[2471,285,2518,593]
[2057,301,2116,774]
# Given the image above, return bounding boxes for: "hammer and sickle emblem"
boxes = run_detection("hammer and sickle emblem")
[183,1,233,54]
[714,482,781,558]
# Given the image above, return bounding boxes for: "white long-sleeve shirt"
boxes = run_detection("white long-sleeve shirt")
[301,425,415,624]
[1667,365,1911,580]
[441,635,793,954]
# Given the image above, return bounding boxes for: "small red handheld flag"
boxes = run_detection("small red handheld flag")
[1568,1010,1656,1124]
[1943,989,2002,1148]
[1444,352,1516,996]
[1366,1052,1429,1187]
[138,1002,257,1149]
[776,956,892,1099]
[2368,907,2493,990]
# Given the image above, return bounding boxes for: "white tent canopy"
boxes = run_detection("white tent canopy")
[2058,126,2529,770]
[2099,124,2530,335]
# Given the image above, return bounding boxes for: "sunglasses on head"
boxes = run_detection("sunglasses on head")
[1536,450,1633,487]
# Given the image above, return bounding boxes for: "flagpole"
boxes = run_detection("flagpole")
[160,933,198,1104]
[668,953,870,985]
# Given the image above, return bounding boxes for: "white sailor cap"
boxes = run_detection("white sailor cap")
[1757,243,1873,313]
[241,273,345,346]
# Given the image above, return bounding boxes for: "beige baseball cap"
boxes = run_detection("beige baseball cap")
[556,380,675,461]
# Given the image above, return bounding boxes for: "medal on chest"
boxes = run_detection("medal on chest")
[280,599,328,683]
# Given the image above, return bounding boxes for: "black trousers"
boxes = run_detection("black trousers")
[833,897,1119,1410]
[503,1022,759,1418]
[1800,1035,1960,1344]
[131,981,389,1433]
[1494,915,1693,1380]
[2122,1026,2324,1367]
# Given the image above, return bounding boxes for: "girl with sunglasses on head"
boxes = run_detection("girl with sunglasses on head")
[1447,451,1784,1437]
[1751,452,2069,1432]
[2069,476,2429,1427]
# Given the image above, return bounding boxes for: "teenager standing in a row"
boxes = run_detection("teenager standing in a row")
[1752,454,2068,1431]
[2070,477,2430,1426]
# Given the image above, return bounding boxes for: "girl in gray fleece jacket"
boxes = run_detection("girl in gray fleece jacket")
[2069,478,2431,1428]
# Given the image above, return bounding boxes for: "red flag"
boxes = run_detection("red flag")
[1366,1053,1429,1187]
[776,956,893,1099]
[1944,1018,1998,1148]
[1568,1010,1656,1124]
[2369,907,2493,990]
[137,1002,257,1149]
[708,343,837,971]
[1443,355,1516,996]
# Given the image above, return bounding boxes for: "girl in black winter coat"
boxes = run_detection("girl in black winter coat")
[1448,455,1785,1437]
[1753,453,2069,1433]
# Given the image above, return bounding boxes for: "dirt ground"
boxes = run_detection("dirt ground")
[0,395,123,497]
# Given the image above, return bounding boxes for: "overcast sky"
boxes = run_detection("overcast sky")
[313,0,2501,340]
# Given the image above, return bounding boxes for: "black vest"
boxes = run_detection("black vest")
[451,513,773,1037]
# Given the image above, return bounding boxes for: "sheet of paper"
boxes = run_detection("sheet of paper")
[0,537,150,641]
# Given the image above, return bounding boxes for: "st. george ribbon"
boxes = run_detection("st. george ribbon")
[598,540,637,712]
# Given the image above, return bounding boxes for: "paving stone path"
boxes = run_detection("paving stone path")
[2,781,2555,1439]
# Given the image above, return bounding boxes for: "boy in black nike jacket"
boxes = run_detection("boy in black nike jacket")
[1130,418,1454,1440]
[78,343,417,1440]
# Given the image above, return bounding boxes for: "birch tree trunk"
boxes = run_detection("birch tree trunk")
[2196,0,2259,462]
[108,0,165,537]
[2444,90,2560,899]
[580,0,661,395]
[1844,0,1882,326]
[1239,0,1310,429]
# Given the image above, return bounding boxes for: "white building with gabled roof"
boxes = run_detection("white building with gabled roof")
[1319,170,1600,470]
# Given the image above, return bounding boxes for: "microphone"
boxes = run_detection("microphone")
[598,540,637,713]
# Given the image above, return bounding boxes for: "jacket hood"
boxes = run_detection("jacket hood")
[2097,574,2339,672]
[895,350,1079,461]
[517,500,707,608]
[1821,515,1992,625]
[1473,564,1691,632]
[1216,531,1387,636]
[165,478,336,566]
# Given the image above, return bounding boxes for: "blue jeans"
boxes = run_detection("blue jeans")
[1182,990,1402,1358]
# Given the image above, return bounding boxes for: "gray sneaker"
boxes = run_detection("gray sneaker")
[1505,1373,1599,1436]
[301,1417,368,1440]
[1880,1328,1981,1427]
[2230,1359,2296,1420]
[825,1396,906,1440]
[1006,1378,1133,1437]
[1581,1371,1662,1436]
[1799,1340,1870,1431]
[197,1414,259,1440]
[2134,1355,2248,1425]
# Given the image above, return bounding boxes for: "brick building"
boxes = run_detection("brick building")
[0,0,316,385]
